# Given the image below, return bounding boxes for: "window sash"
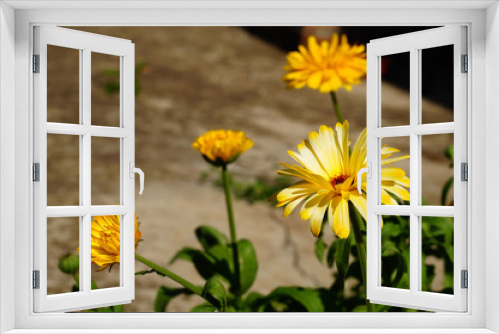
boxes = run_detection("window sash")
[366,26,468,312]
[32,26,136,313]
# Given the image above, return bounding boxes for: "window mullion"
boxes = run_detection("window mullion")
[81,47,92,294]
[409,47,420,294]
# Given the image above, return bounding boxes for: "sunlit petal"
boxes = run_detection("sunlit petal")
[277,122,409,239]
[82,212,141,271]
[283,33,366,93]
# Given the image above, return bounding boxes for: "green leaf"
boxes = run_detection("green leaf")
[202,277,226,311]
[243,292,265,310]
[381,222,402,240]
[326,240,337,268]
[381,241,401,257]
[335,237,351,288]
[314,238,327,263]
[381,241,406,288]
[154,286,192,312]
[444,145,454,163]
[190,303,218,312]
[169,247,200,264]
[195,225,229,251]
[352,304,366,312]
[72,277,98,291]
[81,304,125,312]
[441,176,454,206]
[189,252,217,280]
[204,244,234,283]
[445,244,454,262]
[236,239,258,295]
[265,287,325,312]
[109,304,124,312]
[421,253,436,292]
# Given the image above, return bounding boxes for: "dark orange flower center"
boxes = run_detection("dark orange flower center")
[330,174,349,188]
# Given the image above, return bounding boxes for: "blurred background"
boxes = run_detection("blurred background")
[46,26,454,312]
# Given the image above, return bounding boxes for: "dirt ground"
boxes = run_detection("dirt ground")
[46,26,454,312]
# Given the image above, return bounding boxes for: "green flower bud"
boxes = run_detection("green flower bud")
[58,254,79,275]
[444,145,454,161]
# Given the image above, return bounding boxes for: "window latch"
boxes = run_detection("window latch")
[357,162,371,195]
[129,162,144,195]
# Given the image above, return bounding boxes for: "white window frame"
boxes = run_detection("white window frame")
[0,1,499,333]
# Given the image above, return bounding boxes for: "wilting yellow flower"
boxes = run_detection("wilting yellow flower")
[192,130,254,166]
[89,214,142,271]
[283,34,366,93]
[276,121,409,238]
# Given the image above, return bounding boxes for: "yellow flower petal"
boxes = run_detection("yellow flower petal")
[309,194,331,237]
[382,183,410,201]
[382,155,410,166]
[192,130,253,165]
[307,71,323,89]
[276,181,319,203]
[277,122,409,239]
[300,193,325,220]
[330,196,350,239]
[284,33,366,93]
[82,212,141,271]
[283,196,308,217]
[349,192,368,220]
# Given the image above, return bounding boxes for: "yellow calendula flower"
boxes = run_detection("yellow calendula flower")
[283,34,367,93]
[192,130,254,166]
[89,214,142,271]
[276,121,410,238]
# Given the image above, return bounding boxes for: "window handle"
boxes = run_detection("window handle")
[357,162,371,195]
[129,162,145,195]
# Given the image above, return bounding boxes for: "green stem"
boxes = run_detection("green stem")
[221,165,241,298]
[349,203,373,312]
[134,253,203,296]
[330,91,343,124]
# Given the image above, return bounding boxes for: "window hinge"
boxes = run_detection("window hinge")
[33,54,40,73]
[33,163,40,182]
[461,54,468,73]
[461,162,468,181]
[461,270,468,289]
[33,270,40,289]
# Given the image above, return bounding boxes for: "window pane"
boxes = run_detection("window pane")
[91,137,121,205]
[381,215,410,290]
[92,52,121,127]
[380,136,410,205]
[381,52,410,127]
[421,45,454,124]
[47,217,80,295]
[47,45,80,124]
[421,134,454,206]
[421,216,454,294]
[47,134,80,206]
[91,215,121,289]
